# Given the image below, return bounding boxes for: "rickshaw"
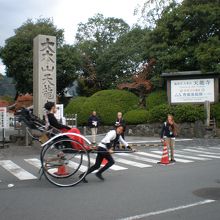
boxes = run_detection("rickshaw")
[17,108,134,187]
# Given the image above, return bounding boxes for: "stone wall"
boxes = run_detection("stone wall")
[79,120,219,138]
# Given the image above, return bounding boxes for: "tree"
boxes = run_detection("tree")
[148,0,220,73]
[96,27,153,88]
[76,13,130,47]
[56,45,81,96]
[75,14,130,95]
[0,74,16,97]
[134,0,180,28]
[118,59,156,108]
[0,18,64,93]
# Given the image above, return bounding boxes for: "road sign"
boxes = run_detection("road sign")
[0,107,7,128]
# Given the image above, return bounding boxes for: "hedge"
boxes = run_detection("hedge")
[124,109,150,125]
[211,102,220,126]
[64,91,208,126]
[146,90,167,109]
[174,104,205,122]
[148,104,205,123]
[148,104,173,122]
[64,96,88,115]
[64,90,139,125]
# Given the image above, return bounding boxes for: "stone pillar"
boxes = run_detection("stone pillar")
[33,35,56,119]
[204,100,210,126]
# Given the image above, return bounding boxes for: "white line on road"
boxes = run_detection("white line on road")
[24,158,41,168]
[183,149,220,155]
[0,160,37,180]
[150,151,193,163]
[127,139,193,144]
[169,152,210,161]
[194,147,220,154]
[198,154,220,159]
[68,161,88,172]
[208,147,220,150]
[117,199,215,220]
[119,153,159,164]
[135,151,163,159]
[114,157,152,168]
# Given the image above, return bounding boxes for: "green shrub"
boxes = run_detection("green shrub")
[64,97,88,115]
[211,102,220,126]
[64,90,139,125]
[174,104,205,122]
[146,90,167,109]
[90,90,139,112]
[124,109,150,125]
[148,104,173,122]
[80,90,138,125]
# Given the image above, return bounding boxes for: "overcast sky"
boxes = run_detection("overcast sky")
[0,0,146,74]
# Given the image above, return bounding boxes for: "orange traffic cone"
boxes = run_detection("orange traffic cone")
[54,165,69,176]
[158,141,169,165]
[102,158,108,165]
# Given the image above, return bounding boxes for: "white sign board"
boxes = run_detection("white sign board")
[54,104,64,120]
[171,78,214,103]
[0,107,7,128]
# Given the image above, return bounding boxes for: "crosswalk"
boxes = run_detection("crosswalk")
[0,146,220,182]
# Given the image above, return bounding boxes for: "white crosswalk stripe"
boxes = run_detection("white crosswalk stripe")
[183,148,220,155]
[68,161,88,172]
[0,160,37,180]
[135,151,193,163]
[150,151,193,163]
[24,158,41,168]
[119,153,159,164]
[189,146,220,153]
[1,147,220,181]
[208,147,220,150]
[135,151,164,159]
[113,156,152,168]
[197,154,220,159]
[172,152,210,161]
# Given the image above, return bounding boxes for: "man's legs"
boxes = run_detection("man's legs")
[97,151,115,175]
[80,147,115,182]
[87,151,103,174]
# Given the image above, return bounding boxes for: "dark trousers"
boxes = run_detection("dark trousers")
[87,147,115,175]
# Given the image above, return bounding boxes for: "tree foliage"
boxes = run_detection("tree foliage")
[148,0,220,72]
[118,59,156,108]
[134,0,179,28]
[75,14,130,95]
[0,18,64,93]
[1,1,219,99]
[0,74,16,97]
[76,13,130,46]
[56,44,81,96]
[97,27,152,88]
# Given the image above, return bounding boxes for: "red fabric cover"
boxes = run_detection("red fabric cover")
[60,128,91,150]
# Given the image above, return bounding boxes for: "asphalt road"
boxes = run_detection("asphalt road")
[0,138,220,220]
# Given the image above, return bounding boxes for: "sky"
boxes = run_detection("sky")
[0,0,146,74]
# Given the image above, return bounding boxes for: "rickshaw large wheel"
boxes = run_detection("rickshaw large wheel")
[41,138,90,187]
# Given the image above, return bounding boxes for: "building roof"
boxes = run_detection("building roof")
[0,100,10,107]
[161,71,220,78]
